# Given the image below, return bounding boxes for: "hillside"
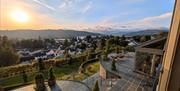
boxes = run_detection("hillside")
[124,29,169,36]
[85,26,169,36]
[0,30,102,39]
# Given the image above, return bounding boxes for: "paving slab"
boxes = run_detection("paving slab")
[100,52,153,91]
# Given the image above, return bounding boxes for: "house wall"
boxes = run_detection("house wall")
[100,63,107,79]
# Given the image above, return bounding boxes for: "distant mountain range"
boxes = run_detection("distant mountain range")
[0,28,169,39]
[83,26,132,35]
[124,28,169,36]
[84,26,169,36]
[93,28,169,36]
[0,29,101,39]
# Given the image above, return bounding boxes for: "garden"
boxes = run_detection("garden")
[0,52,100,90]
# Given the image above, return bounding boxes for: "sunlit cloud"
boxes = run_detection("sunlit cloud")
[126,12,172,29]
[72,12,172,32]
[141,12,172,22]
[96,12,172,29]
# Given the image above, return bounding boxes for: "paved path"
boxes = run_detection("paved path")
[100,52,152,91]
[13,80,91,91]
[83,72,99,89]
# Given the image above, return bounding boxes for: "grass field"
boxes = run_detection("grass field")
[0,62,81,88]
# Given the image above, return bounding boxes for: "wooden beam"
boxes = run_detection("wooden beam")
[136,48,163,55]
[137,37,167,48]
[158,0,180,90]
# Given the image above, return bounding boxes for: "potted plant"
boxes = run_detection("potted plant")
[48,67,56,87]
[34,73,46,91]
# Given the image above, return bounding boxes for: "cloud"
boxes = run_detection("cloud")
[117,0,145,5]
[78,12,173,31]
[32,0,56,11]
[58,0,79,9]
[127,12,172,29]
[58,0,93,14]
[82,1,92,14]
[59,2,67,8]
[141,12,172,22]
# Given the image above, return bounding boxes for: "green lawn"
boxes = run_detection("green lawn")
[0,72,36,88]
[0,62,81,88]
[85,61,100,75]
[59,61,100,81]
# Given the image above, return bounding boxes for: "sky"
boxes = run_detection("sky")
[0,0,175,31]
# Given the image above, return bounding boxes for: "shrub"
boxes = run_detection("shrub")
[125,46,135,52]
[87,66,93,73]
[102,50,108,61]
[79,58,99,73]
[34,73,46,91]
[22,70,28,83]
[93,80,99,91]
[48,67,56,87]
[111,59,117,71]
[37,58,45,72]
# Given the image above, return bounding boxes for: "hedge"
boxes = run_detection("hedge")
[79,58,99,73]
[0,51,101,79]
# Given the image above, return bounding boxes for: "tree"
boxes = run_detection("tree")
[133,36,141,42]
[34,73,46,91]
[121,35,126,41]
[91,40,97,50]
[158,32,168,38]
[111,59,117,71]
[86,48,93,60]
[115,46,120,54]
[86,35,92,43]
[0,36,19,67]
[0,47,19,66]
[106,38,114,47]
[38,58,45,72]
[100,38,106,48]
[114,36,120,45]
[64,39,69,47]
[125,46,135,52]
[102,50,108,61]
[44,38,55,45]
[64,48,70,58]
[145,35,151,41]
[119,40,128,47]
[93,80,99,91]
[140,35,151,43]
[140,36,147,42]
[63,48,72,64]
[22,70,28,83]
[48,67,56,87]
[17,38,45,49]
[78,43,87,51]
[68,56,73,65]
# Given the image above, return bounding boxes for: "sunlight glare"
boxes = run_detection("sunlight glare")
[10,9,29,23]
